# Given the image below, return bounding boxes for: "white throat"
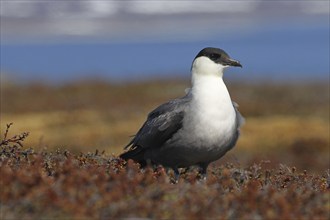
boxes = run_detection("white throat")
[190,56,231,104]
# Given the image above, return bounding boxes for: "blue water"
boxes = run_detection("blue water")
[1,23,329,83]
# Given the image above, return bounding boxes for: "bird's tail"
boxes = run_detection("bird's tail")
[119,147,147,167]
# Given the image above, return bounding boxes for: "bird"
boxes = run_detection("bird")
[120,47,244,180]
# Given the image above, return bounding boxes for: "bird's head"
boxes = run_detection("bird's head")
[191,47,242,77]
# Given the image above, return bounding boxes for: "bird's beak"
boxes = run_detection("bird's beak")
[224,58,242,68]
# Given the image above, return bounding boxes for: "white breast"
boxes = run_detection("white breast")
[182,73,236,148]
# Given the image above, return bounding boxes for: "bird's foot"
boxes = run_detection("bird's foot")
[198,172,207,181]
[197,165,208,181]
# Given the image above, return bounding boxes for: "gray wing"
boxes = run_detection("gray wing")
[125,94,191,150]
[232,101,245,129]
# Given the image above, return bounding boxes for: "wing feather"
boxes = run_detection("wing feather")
[125,95,191,150]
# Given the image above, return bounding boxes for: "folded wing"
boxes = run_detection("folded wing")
[120,95,191,164]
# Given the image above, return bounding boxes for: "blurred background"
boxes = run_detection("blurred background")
[1,1,329,172]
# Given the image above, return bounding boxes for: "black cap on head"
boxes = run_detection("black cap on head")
[195,47,242,68]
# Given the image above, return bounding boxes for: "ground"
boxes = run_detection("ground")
[1,79,329,219]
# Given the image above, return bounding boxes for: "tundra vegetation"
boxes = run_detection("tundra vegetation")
[1,80,329,219]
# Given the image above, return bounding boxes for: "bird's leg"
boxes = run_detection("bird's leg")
[198,163,208,180]
[171,167,180,184]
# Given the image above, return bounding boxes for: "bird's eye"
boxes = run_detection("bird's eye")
[210,53,221,60]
